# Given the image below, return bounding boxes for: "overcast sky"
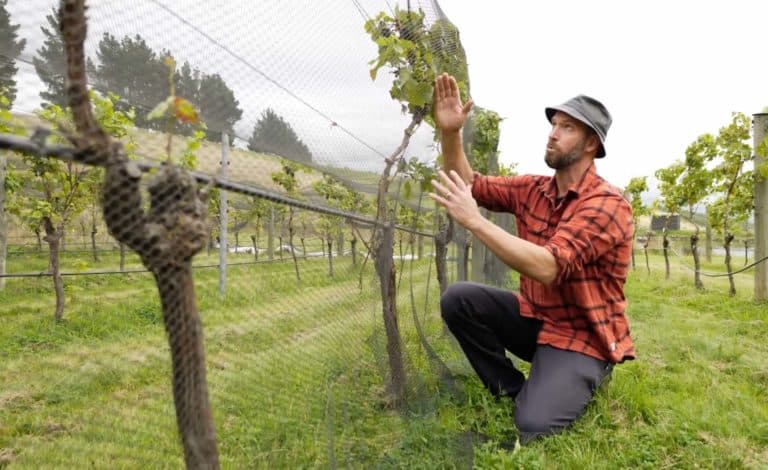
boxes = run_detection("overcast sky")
[437,0,768,189]
[7,0,767,193]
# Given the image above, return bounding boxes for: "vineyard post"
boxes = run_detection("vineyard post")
[268,206,275,261]
[0,151,5,290]
[705,207,713,263]
[753,112,768,301]
[219,133,229,295]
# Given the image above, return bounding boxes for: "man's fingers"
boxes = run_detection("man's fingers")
[448,170,468,191]
[436,73,450,101]
[437,170,461,194]
[429,192,450,208]
[447,75,457,98]
[431,178,450,197]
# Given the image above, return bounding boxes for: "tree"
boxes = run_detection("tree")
[655,162,685,280]
[0,89,25,291]
[655,134,716,289]
[90,33,168,129]
[6,93,132,320]
[248,108,312,163]
[365,6,466,406]
[708,112,754,296]
[313,174,371,270]
[245,196,270,261]
[172,63,242,143]
[624,176,648,271]
[0,0,26,107]
[197,73,242,143]
[33,9,67,108]
[271,160,302,281]
[681,135,717,288]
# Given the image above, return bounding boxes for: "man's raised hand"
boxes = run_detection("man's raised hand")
[433,73,473,133]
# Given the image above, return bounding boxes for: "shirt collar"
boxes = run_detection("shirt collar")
[542,162,600,204]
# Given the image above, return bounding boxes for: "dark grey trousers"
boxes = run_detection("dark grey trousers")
[440,282,613,444]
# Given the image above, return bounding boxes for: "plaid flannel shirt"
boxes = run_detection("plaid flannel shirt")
[471,163,636,363]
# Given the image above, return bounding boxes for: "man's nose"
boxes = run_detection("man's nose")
[548,126,559,140]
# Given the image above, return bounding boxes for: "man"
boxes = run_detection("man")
[430,73,635,444]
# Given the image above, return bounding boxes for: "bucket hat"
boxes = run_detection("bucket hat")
[545,95,611,158]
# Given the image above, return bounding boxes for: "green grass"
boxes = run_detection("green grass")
[1,250,767,468]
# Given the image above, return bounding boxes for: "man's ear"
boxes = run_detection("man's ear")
[585,133,600,154]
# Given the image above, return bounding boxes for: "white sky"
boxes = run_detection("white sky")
[437,0,768,190]
[7,0,767,194]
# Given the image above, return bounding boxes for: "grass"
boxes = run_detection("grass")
[1,248,767,469]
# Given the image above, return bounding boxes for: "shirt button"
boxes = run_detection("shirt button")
[610,342,617,352]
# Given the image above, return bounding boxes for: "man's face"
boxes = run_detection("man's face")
[544,112,592,170]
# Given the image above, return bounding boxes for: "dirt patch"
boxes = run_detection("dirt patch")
[0,448,16,467]
[0,391,30,411]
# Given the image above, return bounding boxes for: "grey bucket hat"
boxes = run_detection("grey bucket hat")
[545,95,612,158]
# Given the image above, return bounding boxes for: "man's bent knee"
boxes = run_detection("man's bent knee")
[514,405,563,444]
[439,282,477,325]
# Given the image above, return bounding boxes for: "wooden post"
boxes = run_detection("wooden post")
[218,134,229,295]
[470,210,486,283]
[0,152,6,290]
[455,226,469,281]
[268,206,275,261]
[753,113,768,301]
[705,207,713,263]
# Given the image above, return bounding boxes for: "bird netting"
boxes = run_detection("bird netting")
[0,0,513,467]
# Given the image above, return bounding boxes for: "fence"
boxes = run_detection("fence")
[0,0,511,467]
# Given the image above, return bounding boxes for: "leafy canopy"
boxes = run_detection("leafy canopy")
[365,7,469,126]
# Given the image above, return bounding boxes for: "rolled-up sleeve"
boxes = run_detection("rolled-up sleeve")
[544,192,634,284]
[471,173,531,214]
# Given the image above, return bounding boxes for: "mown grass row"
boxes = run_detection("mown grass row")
[1,255,454,468]
[2,251,767,468]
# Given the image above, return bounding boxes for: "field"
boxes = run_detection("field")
[0,246,767,469]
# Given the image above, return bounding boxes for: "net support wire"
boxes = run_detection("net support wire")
[0,131,434,238]
[664,245,768,278]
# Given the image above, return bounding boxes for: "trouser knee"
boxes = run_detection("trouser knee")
[439,281,475,326]
[514,406,560,444]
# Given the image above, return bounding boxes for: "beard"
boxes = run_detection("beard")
[544,140,585,170]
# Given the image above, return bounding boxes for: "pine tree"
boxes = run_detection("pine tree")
[248,108,312,163]
[32,9,66,108]
[0,0,26,106]
[197,73,242,143]
[90,33,167,129]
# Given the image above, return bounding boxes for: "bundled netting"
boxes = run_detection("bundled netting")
[0,0,513,467]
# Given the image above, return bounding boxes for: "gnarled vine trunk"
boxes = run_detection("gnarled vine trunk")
[370,114,424,407]
[643,231,651,275]
[0,152,6,291]
[724,232,736,296]
[91,217,99,262]
[434,213,453,335]
[662,228,670,279]
[250,234,258,261]
[691,229,703,290]
[350,234,357,266]
[42,217,64,322]
[60,1,220,467]
[287,208,300,281]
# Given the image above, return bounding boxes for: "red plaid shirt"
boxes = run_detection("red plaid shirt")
[472,163,636,363]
